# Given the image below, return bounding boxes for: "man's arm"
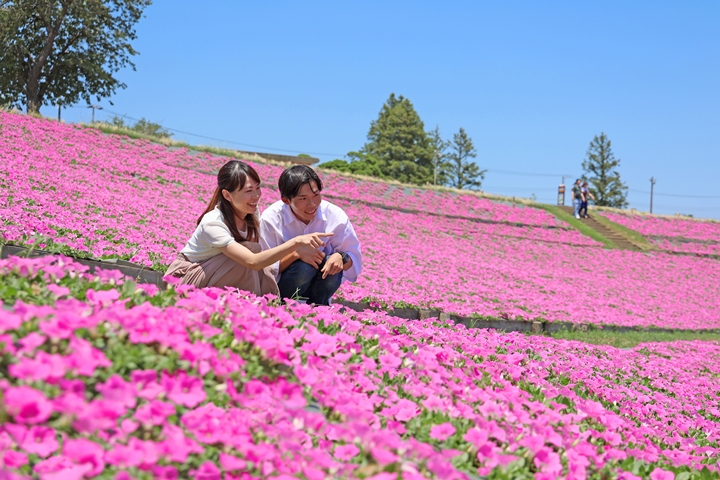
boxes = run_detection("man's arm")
[320,217,362,282]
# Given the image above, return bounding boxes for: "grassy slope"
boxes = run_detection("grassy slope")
[534,204,618,248]
[549,329,720,348]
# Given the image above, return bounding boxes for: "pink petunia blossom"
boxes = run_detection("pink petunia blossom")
[334,444,360,461]
[429,422,456,441]
[4,386,55,424]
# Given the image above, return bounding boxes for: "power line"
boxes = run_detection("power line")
[72,107,347,157]
[63,107,720,202]
[629,189,720,199]
[486,169,572,178]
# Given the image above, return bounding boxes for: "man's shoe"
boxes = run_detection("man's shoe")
[575,215,580,219]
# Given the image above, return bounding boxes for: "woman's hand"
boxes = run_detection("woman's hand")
[295,232,333,249]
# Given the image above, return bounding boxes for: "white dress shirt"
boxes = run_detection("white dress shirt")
[259,200,362,283]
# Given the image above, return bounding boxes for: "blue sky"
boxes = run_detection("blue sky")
[44,1,720,218]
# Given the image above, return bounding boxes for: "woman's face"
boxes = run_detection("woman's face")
[222,177,261,218]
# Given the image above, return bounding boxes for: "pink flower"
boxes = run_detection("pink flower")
[219,453,247,471]
[85,288,120,307]
[533,447,563,475]
[46,284,70,298]
[21,426,59,458]
[34,454,93,480]
[190,461,221,480]
[429,422,456,441]
[96,374,137,408]
[104,443,143,469]
[463,427,488,447]
[153,466,179,479]
[334,444,360,461]
[134,400,176,426]
[3,449,28,468]
[162,370,207,407]
[650,469,675,480]
[379,353,401,369]
[63,438,105,476]
[131,369,163,399]
[72,399,126,433]
[65,336,111,376]
[394,399,420,422]
[4,386,54,424]
[366,474,398,480]
[371,447,399,465]
[0,311,21,333]
[17,332,46,354]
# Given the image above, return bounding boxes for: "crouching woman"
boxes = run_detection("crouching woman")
[166,160,331,295]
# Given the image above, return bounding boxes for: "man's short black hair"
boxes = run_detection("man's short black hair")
[278,165,324,200]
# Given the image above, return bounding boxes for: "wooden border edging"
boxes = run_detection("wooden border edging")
[4,245,719,336]
[1,245,166,289]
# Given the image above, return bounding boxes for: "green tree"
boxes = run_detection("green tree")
[320,152,386,178]
[361,93,434,184]
[427,125,449,185]
[581,132,628,208]
[439,127,485,190]
[0,0,151,114]
[107,115,172,138]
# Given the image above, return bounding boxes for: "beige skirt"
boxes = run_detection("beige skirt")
[166,242,279,297]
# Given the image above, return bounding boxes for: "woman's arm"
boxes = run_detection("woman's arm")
[219,232,332,271]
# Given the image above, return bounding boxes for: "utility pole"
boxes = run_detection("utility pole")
[89,104,102,123]
[433,149,439,185]
[649,177,656,213]
[558,175,571,206]
[57,103,61,122]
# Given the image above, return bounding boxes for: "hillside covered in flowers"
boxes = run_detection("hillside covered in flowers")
[1,112,718,330]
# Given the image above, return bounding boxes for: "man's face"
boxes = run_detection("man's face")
[283,181,321,224]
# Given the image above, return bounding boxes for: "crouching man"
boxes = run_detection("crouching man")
[259,165,362,305]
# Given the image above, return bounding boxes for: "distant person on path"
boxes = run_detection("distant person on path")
[166,161,332,295]
[579,181,595,218]
[572,179,584,219]
[260,165,362,305]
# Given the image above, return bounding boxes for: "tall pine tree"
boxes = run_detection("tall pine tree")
[582,132,628,208]
[361,93,434,184]
[427,125,449,185]
[440,127,486,190]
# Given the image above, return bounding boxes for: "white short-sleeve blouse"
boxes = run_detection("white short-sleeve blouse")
[180,208,246,263]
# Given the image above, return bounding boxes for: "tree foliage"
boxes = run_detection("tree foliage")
[582,132,628,208]
[360,93,434,185]
[427,125,449,185]
[439,127,485,190]
[320,152,386,179]
[0,0,151,114]
[108,115,172,138]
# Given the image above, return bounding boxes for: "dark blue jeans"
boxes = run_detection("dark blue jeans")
[277,258,343,306]
[579,201,589,217]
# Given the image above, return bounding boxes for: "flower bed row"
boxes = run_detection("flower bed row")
[1,254,720,479]
[599,212,720,256]
[336,199,720,330]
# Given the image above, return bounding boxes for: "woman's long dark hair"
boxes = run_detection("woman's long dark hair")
[198,160,261,243]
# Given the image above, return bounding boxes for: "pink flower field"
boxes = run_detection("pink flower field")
[1,254,719,479]
[1,112,720,330]
[600,212,720,256]
[338,199,720,329]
